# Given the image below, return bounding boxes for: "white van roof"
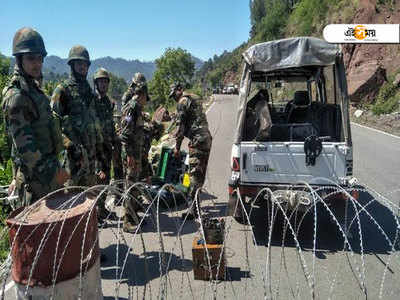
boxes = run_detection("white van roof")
[243,37,341,72]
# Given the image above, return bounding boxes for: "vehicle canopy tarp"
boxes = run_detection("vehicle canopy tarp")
[234,37,349,144]
[242,37,341,73]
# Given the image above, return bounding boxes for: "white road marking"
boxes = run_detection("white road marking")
[205,101,216,115]
[351,122,400,140]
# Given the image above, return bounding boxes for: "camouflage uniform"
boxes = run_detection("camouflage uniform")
[120,92,144,228]
[93,69,117,185]
[51,46,102,187]
[120,93,144,183]
[2,28,65,206]
[174,90,212,216]
[91,68,120,219]
[112,99,124,181]
[120,73,152,231]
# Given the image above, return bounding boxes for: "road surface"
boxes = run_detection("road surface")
[5,94,400,299]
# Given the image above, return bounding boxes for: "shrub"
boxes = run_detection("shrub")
[371,81,399,115]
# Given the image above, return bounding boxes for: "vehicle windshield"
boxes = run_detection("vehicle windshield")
[268,77,308,107]
[244,68,344,143]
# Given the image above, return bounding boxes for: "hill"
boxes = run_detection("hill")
[9,54,203,83]
[197,0,399,114]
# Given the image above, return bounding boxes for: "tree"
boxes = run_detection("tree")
[249,0,266,37]
[43,81,58,97]
[0,54,10,76]
[249,0,266,26]
[252,0,291,42]
[108,72,127,101]
[148,48,195,108]
[0,54,12,171]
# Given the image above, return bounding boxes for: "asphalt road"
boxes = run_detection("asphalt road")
[352,122,400,200]
[5,95,399,299]
[99,94,400,299]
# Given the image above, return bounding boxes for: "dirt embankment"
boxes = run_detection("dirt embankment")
[350,107,400,136]
[344,0,400,104]
[345,0,400,136]
[220,0,400,136]
[222,71,241,86]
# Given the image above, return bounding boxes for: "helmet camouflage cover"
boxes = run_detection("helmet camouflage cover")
[94,67,110,81]
[67,45,90,65]
[12,27,47,57]
[168,82,183,98]
[132,72,147,93]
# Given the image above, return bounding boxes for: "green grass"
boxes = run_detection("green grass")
[286,0,358,37]
[0,160,13,262]
[371,70,400,115]
[0,213,10,262]
[371,85,399,115]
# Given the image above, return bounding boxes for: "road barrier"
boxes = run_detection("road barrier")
[6,190,102,299]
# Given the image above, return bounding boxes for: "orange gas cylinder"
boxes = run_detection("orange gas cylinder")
[6,190,99,287]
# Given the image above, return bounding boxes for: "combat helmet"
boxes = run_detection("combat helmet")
[12,27,47,57]
[67,45,90,65]
[94,67,110,81]
[132,72,146,87]
[131,72,148,94]
[168,82,183,98]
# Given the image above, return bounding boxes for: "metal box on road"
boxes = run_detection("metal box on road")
[192,237,225,281]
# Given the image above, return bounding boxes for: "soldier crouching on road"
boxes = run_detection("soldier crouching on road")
[120,73,150,233]
[169,83,212,221]
[51,45,104,188]
[2,27,69,207]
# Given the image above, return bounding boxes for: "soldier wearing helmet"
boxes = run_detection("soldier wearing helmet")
[91,68,121,219]
[2,27,69,206]
[51,45,104,187]
[169,82,212,220]
[119,72,150,233]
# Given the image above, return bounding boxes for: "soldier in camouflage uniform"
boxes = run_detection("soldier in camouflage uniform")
[120,73,149,232]
[51,45,104,187]
[2,27,69,206]
[169,83,212,220]
[111,99,124,182]
[92,67,119,218]
[106,96,124,209]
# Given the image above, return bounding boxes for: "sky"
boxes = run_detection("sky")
[0,0,251,62]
